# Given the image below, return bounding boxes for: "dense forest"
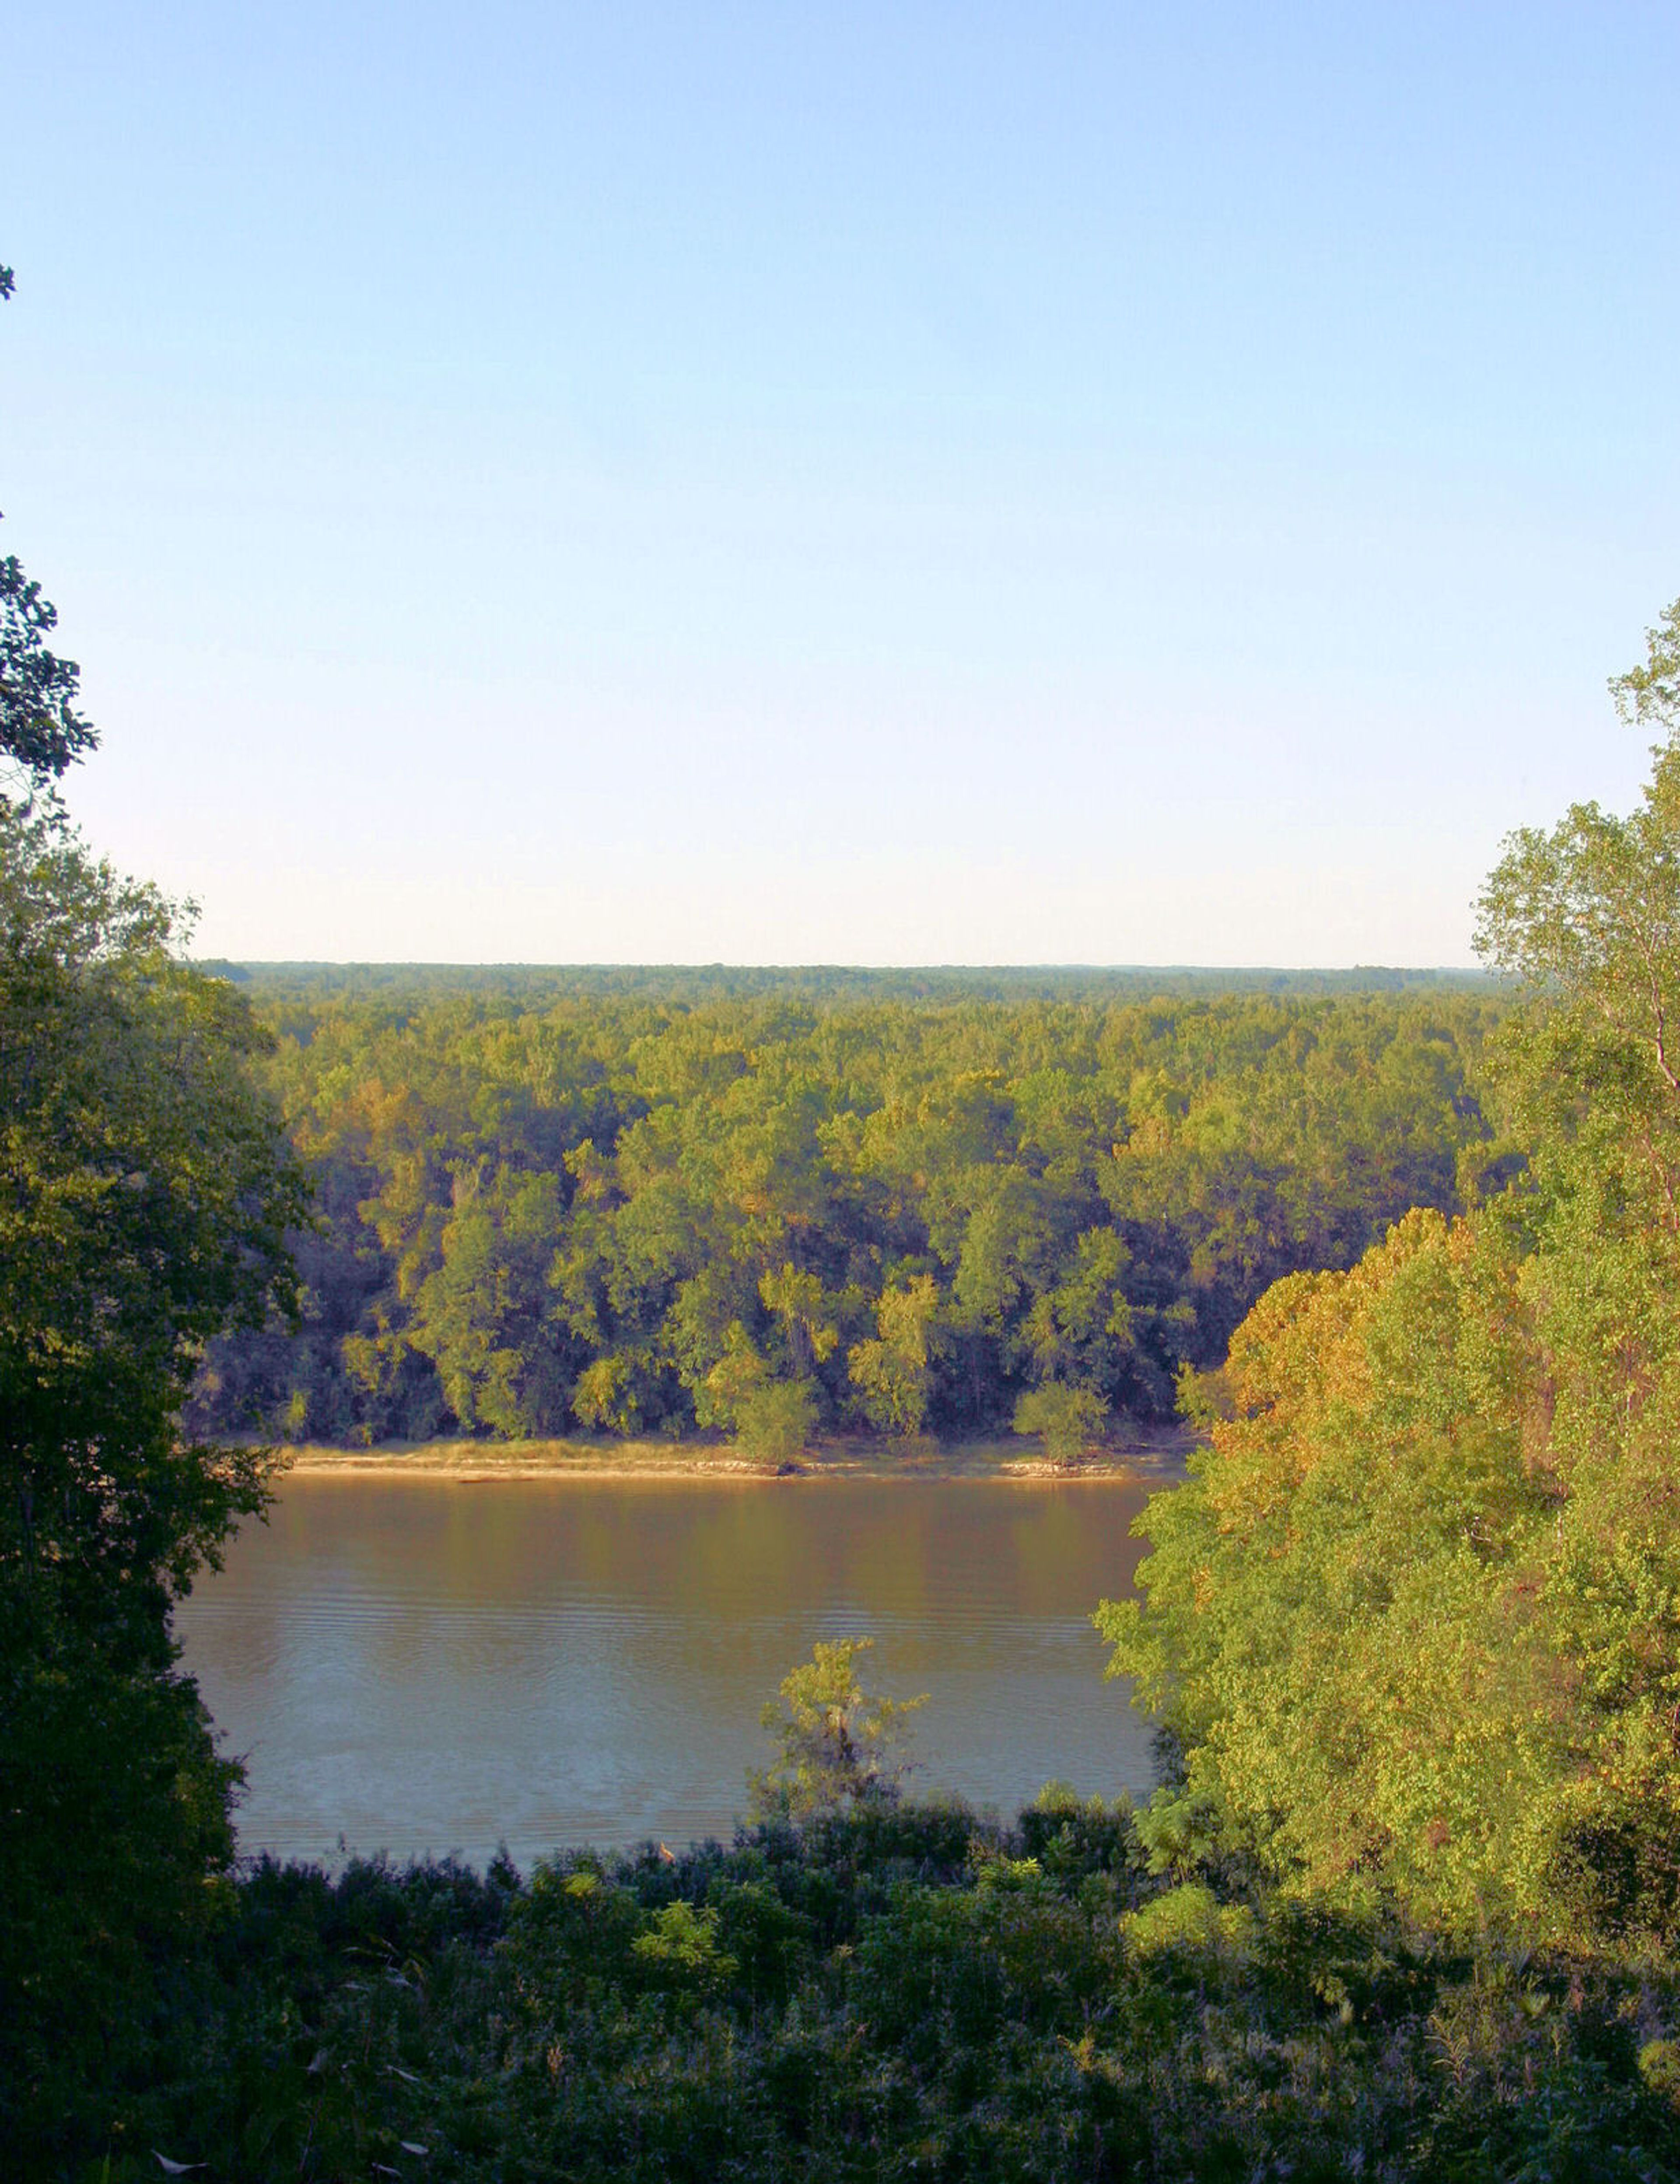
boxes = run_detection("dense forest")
[191,977,1505,1455]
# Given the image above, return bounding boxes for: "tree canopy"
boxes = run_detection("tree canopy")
[0,803,308,2145]
[186,980,1501,1453]
[1099,598,1680,1950]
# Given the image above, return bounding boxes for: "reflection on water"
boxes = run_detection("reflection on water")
[174,1476,1156,1868]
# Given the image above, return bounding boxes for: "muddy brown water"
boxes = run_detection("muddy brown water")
[174,1475,1160,1869]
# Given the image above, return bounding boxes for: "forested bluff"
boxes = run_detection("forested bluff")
[189,966,1506,1457]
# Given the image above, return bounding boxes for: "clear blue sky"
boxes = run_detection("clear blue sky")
[5,2,1676,964]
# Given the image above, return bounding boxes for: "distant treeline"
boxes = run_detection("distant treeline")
[211,959,1499,1006]
[191,978,1506,1446]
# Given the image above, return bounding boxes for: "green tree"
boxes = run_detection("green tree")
[732,1377,818,1462]
[759,1260,840,1378]
[0,806,307,2150]
[0,552,96,799]
[407,1166,574,1436]
[1012,1381,1110,1467]
[1474,600,1680,1259]
[1022,1225,1134,1392]
[848,1271,941,1435]
[749,1637,927,1819]
[1097,599,1680,1949]
[692,1318,816,1461]
[571,1351,641,1433]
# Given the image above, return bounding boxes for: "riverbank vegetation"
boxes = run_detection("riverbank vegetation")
[39,1798,1680,2181]
[188,974,1504,1461]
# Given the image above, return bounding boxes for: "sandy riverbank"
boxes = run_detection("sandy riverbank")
[270,1428,1197,1486]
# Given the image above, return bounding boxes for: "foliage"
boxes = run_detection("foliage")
[0,811,306,1619]
[0,267,97,800]
[188,981,1500,1449]
[0,818,305,2152]
[749,1637,928,1819]
[847,1269,941,1434]
[0,552,97,798]
[38,1804,1680,2182]
[732,1376,819,1462]
[1013,1379,1110,1465]
[1099,598,1680,1952]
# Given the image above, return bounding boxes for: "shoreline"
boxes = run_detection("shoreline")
[266,1428,1197,1487]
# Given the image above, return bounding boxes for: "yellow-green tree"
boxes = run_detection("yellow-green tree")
[749,1638,926,1819]
[1013,1381,1110,1468]
[1099,601,1680,1949]
[848,1273,940,1434]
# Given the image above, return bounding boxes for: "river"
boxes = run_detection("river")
[173,1474,1158,1869]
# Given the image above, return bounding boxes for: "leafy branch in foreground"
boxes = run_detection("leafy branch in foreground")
[0,264,98,802]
